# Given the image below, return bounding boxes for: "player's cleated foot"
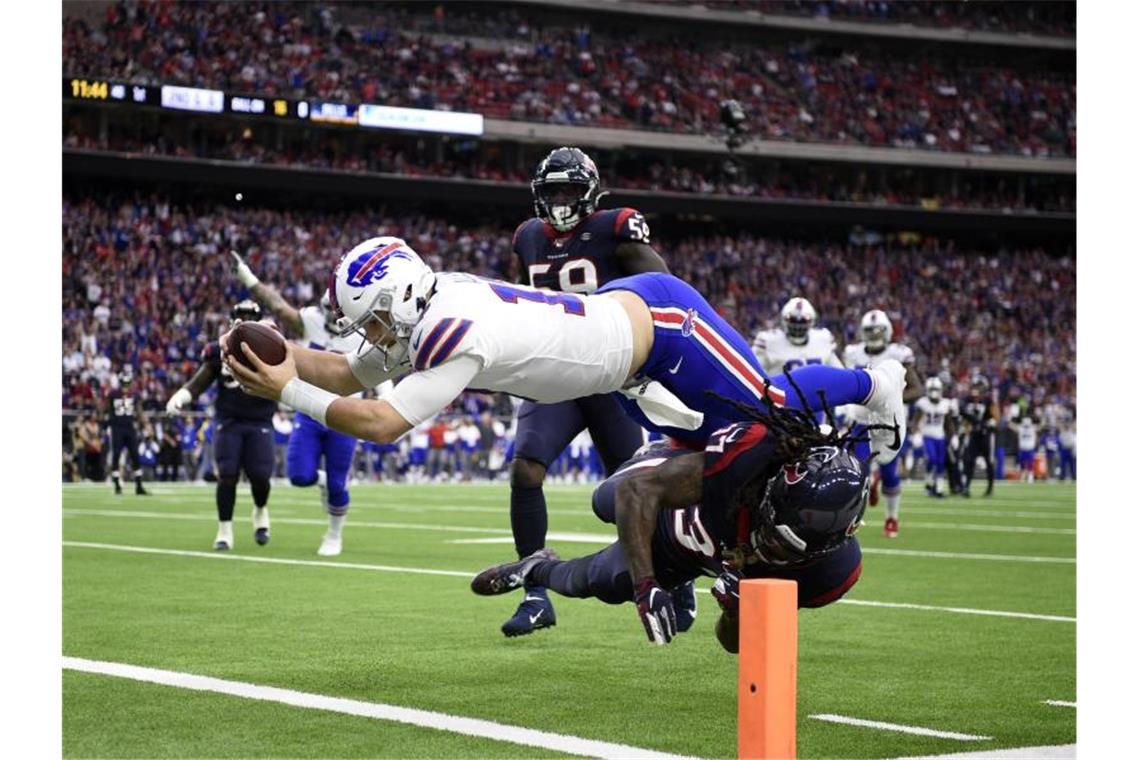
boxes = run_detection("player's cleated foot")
[864,360,906,462]
[317,533,342,557]
[471,548,560,596]
[884,517,899,538]
[671,580,698,633]
[214,539,232,551]
[113,484,123,495]
[869,470,881,506]
[500,586,556,637]
[135,486,149,496]
[254,528,270,546]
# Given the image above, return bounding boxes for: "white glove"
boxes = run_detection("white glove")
[230,250,260,287]
[619,380,704,431]
[166,388,192,414]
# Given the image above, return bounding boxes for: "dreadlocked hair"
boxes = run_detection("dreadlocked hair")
[707,368,896,463]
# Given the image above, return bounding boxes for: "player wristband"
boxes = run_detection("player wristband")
[279,378,339,427]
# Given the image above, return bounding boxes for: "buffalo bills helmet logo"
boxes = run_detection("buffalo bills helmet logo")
[345,242,413,289]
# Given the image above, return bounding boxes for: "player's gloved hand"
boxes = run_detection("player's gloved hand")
[166,387,192,414]
[711,562,741,617]
[229,250,260,288]
[634,577,676,645]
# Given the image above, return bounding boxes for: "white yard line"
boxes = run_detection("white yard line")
[897,745,1075,759]
[63,657,694,760]
[809,714,990,741]
[835,599,1074,623]
[898,507,1074,521]
[896,522,1075,535]
[1042,700,1076,708]
[861,547,1074,564]
[63,541,1075,623]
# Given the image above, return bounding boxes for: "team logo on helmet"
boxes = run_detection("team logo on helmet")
[346,241,414,289]
[782,446,840,485]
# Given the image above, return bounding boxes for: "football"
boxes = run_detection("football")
[226,321,286,370]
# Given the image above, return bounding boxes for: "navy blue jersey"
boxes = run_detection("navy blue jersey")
[651,422,783,580]
[512,207,650,294]
[106,389,139,431]
[202,343,277,423]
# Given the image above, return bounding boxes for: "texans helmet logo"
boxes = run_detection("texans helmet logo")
[783,446,841,485]
[346,242,413,288]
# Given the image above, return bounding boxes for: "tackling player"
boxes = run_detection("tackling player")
[959,375,1000,497]
[471,395,869,649]
[502,146,675,637]
[843,309,923,538]
[751,297,843,375]
[230,251,378,556]
[104,368,151,496]
[166,301,277,550]
[914,377,956,498]
[224,239,909,481]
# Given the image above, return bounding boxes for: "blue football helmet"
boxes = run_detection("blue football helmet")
[531,147,603,232]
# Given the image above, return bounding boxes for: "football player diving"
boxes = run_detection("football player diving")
[471,384,878,650]
[222,239,907,484]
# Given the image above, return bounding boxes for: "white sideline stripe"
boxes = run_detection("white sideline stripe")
[809,714,991,741]
[898,744,1075,759]
[65,541,1073,623]
[63,509,513,535]
[901,522,1075,536]
[862,547,1074,564]
[63,542,473,578]
[1043,700,1077,708]
[65,510,1075,564]
[901,507,1074,521]
[63,657,694,760]
[449,532,614,545]
[835,599,1074,623]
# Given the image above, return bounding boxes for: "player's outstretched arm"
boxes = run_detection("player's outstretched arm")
[903,364,924,403]
[230,251,304,335]
[615,241,670,276]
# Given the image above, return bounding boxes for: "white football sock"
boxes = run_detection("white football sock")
[327,513,346,539]
[216,521,234,543]
[316,470,328,488]
[885,494,901,520]
[253,506,270,531]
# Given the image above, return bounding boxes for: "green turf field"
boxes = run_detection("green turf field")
[62,479,1075,759]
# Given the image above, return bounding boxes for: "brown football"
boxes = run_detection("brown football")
[226,321,286,370]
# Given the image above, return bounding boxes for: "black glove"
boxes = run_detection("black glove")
[634,577,676,645]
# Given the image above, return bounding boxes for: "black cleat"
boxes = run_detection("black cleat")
[471,548,559,596]
[135,486,149,496]
[254,528,270,546]
[500,586,556,637]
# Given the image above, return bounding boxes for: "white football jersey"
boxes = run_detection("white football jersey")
[751,327,842,376]
[915,396,955,440]
[1018,419,1038,451]
[843,342,916,370]
[407,273,632,402]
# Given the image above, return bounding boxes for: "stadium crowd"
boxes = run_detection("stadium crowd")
[63,124,1076,214]
[62,190,1075,483]
[63,1,1075,156]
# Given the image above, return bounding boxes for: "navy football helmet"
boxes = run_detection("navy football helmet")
[230,299,262,324]
[531,147,603,232]
[750,446,868,567]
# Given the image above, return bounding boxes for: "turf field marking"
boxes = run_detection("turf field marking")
[898,744,1075,758]
[836,599,1074,623]
[809,714,990,741]
[861,547,1074,564]
[450,532,616,544]
[1042,700,1076,708]
[900,522,1075,535]
[65,510,1075,563]
[63,542,1075,623]
[897,507,1074,520]
[63,657,695,760]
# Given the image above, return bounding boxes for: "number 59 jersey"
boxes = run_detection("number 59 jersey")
[513,207,650,294]
[407,273,633,402]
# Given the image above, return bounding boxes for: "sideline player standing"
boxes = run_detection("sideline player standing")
[752,297,843,375]
[166,301,277,550]
[230,252,377,556]
[105,368,151,496]
[914,377,956,497]
[503,146,679,637]
[843,309,923,537]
